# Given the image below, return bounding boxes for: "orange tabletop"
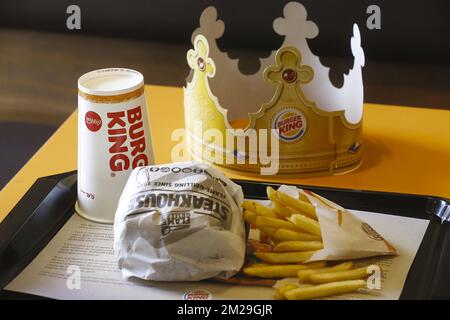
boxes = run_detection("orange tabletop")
[1,85,449,223]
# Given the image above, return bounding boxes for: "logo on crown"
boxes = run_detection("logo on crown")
[184,2,365,176]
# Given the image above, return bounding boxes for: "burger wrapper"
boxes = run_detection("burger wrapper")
[277,185,397,261]
[114,162,246,281]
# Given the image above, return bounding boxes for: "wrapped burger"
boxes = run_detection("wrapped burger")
[114,162,246,281]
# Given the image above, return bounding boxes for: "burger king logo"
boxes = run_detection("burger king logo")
[272,108,307,142]
[361,222,384,241]
[85,111,102,132]
[183,289,212,300]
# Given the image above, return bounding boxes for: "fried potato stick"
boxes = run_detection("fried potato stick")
[273,241,324,252]
[243,261,326,278]
[258,226,277,237]
[244,210,258,225]
[297,262,354,282]
[242,201,278,218]
[274,284,299,300]
[299,193,311,203]
[267,187,317,219]
[309,266,371,284]
[272,228,321,242]
[289,214,322,236]
[272,201,294,218]
[284,280,366,300]
[256,216,299,231]
[254,251,318,264]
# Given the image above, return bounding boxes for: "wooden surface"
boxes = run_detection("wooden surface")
[1,85,450,224]
[0,29,449,125]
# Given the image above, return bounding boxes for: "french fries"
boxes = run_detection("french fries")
[267,187,317,219]
[273,241,324,252]
[242,187,380,300]
[284,280,367,300]
[299,193,311,203]
[272,228,321,242]
[242,200,278,218]
[266,186,279,202]
[274,284,299,300]
[244,210,258,225]
[297,262,354,282]
[243,261,326,278]
[256,216,299,231]
[258,226,277,237]
[272,201,293,218]
[289,214,322,236]
[254,251,318,264]
[309,266,370,284]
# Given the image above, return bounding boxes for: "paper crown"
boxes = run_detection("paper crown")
[184,2,365,176]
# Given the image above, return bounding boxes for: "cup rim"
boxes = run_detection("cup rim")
[78,68,144,96]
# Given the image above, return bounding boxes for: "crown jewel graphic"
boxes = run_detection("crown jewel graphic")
[184,2,364,176]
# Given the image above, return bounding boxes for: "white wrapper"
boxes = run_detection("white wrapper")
[277,185,397,261]
[114,162,246,281]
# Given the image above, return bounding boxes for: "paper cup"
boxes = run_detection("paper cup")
[76,68,154,224]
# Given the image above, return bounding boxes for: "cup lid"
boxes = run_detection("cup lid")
[78,68,144,96]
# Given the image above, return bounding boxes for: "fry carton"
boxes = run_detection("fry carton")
[276,185,397,261]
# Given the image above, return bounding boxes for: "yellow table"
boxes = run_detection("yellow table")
[1,85,450,223]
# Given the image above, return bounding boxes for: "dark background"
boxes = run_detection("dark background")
[1,0,449,63]
[0,0,449,188]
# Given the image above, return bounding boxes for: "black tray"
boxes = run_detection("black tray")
[0,171,449,299]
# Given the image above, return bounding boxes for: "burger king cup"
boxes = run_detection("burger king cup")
[76,68,154,224]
